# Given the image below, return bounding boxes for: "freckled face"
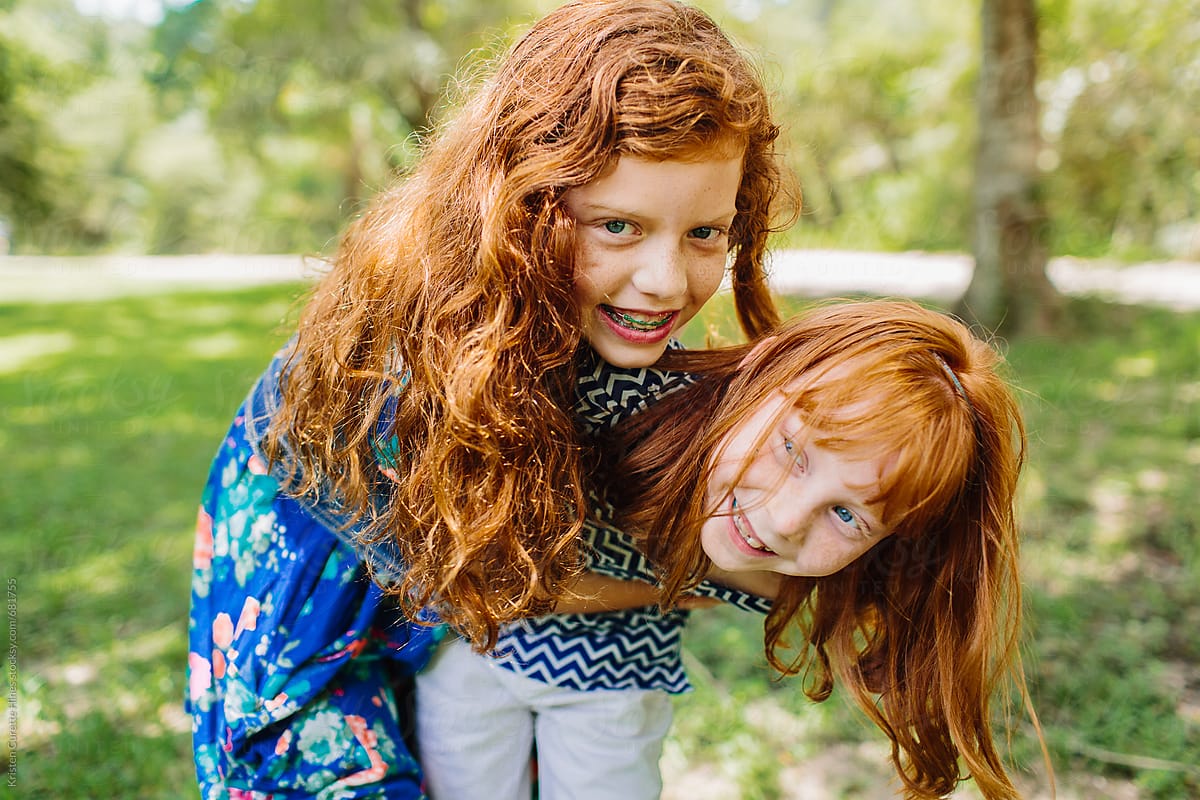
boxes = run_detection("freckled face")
[699,388,893,577]
[565,152,744,368]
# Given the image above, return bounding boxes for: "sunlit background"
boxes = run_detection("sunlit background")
[3,1,1199,798]
[1,0,1195,261]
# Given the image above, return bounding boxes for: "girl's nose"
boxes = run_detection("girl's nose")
[631,244,688,300]
[768,495,815,543]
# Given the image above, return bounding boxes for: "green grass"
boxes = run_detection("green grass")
[1,286,305,797]
[3,285,1199,798]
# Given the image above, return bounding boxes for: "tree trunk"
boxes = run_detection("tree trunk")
[958,0,1059,335]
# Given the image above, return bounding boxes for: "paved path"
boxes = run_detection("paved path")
[3,251,1200,310]
[0,254,325,303]
[765,250,1200,311]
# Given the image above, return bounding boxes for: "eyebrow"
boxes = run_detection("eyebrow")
[851,490,889,534]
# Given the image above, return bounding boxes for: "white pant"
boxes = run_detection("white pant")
[415,636,672,800]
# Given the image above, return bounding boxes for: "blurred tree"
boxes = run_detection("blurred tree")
[0,24,53,240]
[0,1,91,251]
[958,0,1059,334]
[1039,0,1200,260]
[4,0,1195,260]
[0,0,268,254]
[722,0,1197,270]
[723,0,980,253]
[156,0,537,252]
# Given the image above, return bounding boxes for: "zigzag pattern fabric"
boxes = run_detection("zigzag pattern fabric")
[490,347,772,694]
[572,340,694,435]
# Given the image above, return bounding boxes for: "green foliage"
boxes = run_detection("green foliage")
[0,0,263,254]
[1038,0,1200,261]
[720,0,979,253]
[145,0,536,252]
[0,0,100,246]
[709,0,1199,260]
[1,0,1196,258]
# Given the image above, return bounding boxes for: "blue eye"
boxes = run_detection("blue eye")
[691,226,718,240]
[784,438,806,471]
[604,220,630,234]
[833,505,862,532]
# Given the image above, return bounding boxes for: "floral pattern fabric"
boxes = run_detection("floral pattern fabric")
[187,410,439,799]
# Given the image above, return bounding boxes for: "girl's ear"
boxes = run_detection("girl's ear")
[739,335,777,368]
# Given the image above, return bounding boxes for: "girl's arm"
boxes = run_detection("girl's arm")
[553,573,661,614]
[702,565,783,601]
[553,573,722,614]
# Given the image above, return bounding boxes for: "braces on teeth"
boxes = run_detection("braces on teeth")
[608,308,672,331]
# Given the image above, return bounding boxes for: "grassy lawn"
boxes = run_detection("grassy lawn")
[2,284,1198,798]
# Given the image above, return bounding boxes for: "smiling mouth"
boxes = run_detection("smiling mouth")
[600,305,675,332]
[732,497,775,554]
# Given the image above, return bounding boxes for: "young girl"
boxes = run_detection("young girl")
[616,298,1037,800]
[418,299,1039,800]
[187,0,791,796]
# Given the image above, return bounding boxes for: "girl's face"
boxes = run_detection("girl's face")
[565,152,743,368]
[699,387,894,576]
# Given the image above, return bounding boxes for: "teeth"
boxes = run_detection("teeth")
[602,306,673,331]
[732,498,773,553]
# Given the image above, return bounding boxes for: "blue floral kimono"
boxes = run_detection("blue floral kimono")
[188,404,439,799]
[187,338,448,798]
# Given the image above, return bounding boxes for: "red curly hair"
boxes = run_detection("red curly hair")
[264,0,796,648]
[608,300,1040,799]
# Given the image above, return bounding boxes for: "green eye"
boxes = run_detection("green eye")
[604,220,630,234]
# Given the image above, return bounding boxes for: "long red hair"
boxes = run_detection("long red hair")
[264,0,796,648]
[609,300,1033,799]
